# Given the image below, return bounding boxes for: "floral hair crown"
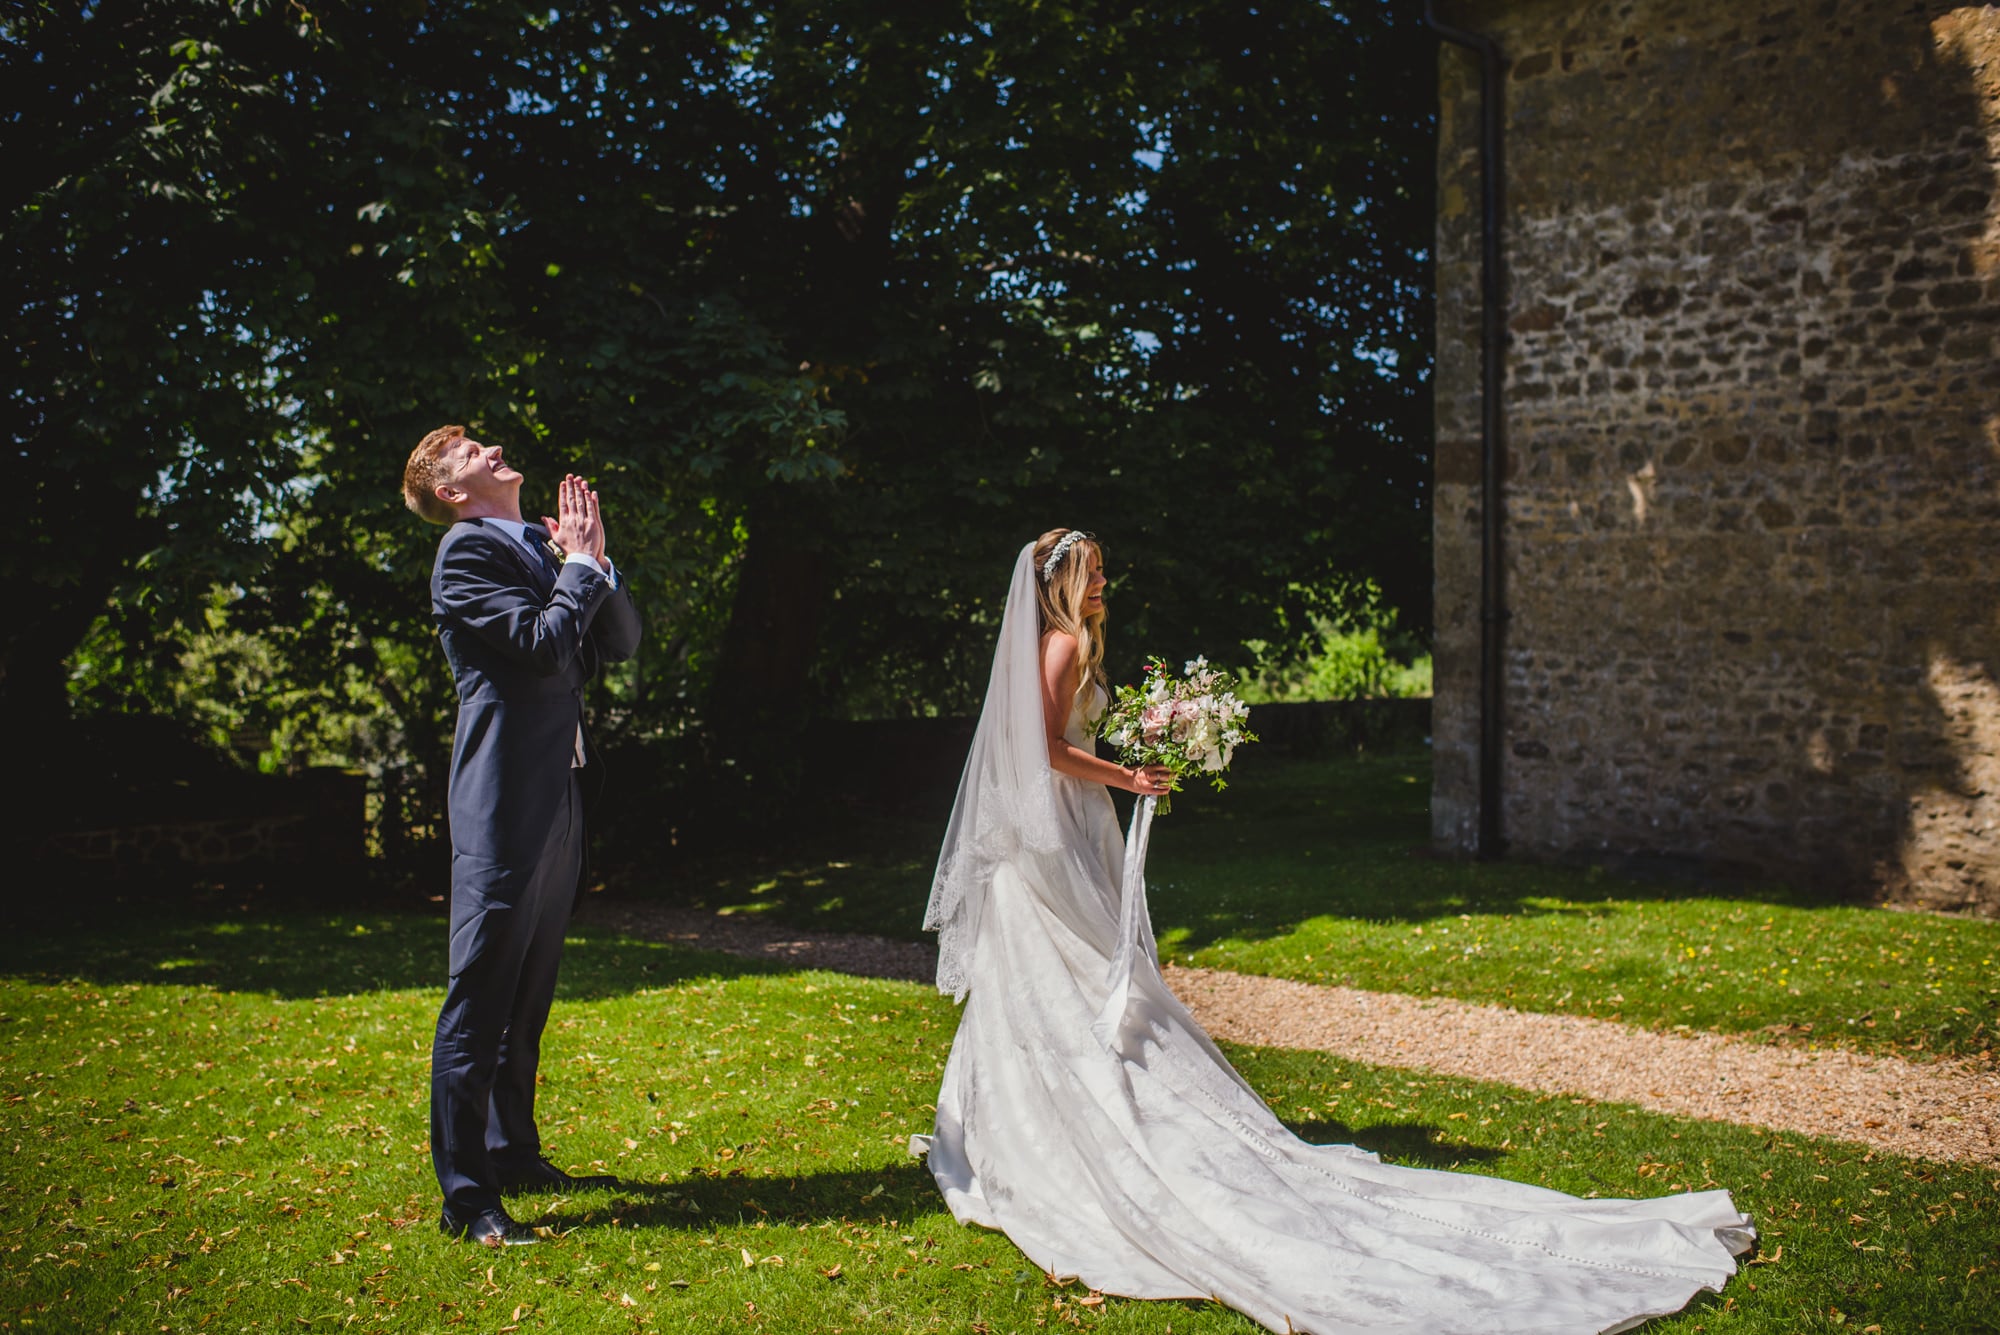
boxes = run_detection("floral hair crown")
[1039,529,1093,581]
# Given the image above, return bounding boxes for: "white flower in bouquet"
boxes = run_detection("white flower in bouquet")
[1188,717,1226,770]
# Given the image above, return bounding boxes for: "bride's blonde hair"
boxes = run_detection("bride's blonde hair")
[1033,527,1107,712]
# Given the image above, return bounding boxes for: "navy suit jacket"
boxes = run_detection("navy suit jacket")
[432,518,641,896]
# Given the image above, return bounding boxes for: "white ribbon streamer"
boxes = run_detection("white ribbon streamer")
[1092,793,1158,1052]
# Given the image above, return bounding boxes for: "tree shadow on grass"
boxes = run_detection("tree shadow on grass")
[531,1162,947,1236]
[612,826,939,944]
[0,908,800,1001]
[524,1130,1508,1239]
[1281,1119,1509,1171]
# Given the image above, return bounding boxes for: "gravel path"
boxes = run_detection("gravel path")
[581,898,2000,1166]
[1168,965,1999,1167]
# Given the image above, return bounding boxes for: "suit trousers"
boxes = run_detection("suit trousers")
[430,773,581,1216]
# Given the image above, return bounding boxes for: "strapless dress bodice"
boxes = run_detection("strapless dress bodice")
[1065,683,1109,749]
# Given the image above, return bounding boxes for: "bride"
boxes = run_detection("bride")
[915,529,1755,1335]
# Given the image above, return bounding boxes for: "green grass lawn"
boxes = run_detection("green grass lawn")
[5,912,1995,1334]
[652,750,2000,1061]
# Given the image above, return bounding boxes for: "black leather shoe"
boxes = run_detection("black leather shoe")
[494,1155,620,1195]
[439,1204,538,1247]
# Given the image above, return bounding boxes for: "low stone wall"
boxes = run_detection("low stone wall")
[804,699,1431,812]
[39,769,366,874]
[1250,698,1432,757]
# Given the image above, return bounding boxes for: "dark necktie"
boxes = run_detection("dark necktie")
[524,525,562,580]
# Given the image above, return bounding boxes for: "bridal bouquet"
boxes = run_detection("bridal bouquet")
[1098,656,1257,812]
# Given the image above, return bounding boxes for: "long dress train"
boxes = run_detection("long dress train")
[918,689,1754,1335]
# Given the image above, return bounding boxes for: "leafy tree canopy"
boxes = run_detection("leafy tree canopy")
[6,0,1434,828]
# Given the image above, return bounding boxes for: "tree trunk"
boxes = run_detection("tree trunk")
[1,584,113,857]
[3,579,111,740]
[707,488,833,798]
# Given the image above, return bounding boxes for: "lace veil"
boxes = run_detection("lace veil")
[923,542,1063,999]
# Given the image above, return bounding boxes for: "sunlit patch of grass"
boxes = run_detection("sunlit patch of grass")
[3,914,1995,1333]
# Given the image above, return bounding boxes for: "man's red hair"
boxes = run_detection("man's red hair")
[403,425,466,525]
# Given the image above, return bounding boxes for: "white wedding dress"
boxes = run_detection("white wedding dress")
[915,544,1754,1335]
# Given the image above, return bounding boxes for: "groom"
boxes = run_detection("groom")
[403,425,642,1246]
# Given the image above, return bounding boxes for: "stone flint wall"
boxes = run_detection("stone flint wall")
[41,769,367,877]
[1432,1,2000,910]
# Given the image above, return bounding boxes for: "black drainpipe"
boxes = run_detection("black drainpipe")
[1422,2,1508,860]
